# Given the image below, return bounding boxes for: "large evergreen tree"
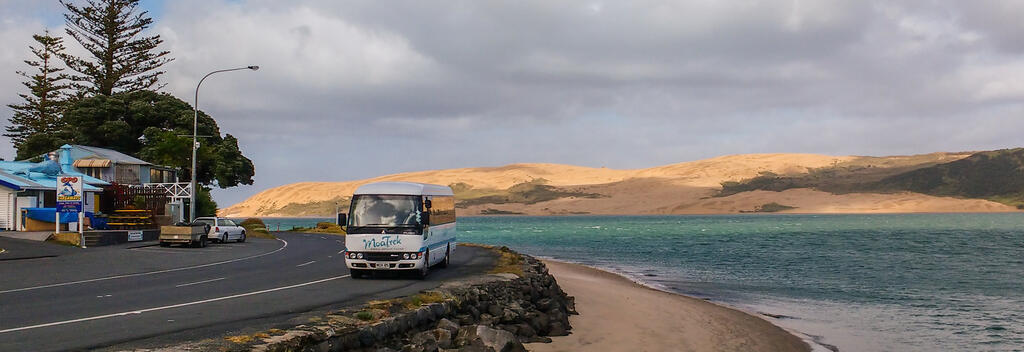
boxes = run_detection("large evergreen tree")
[60,90,256,188]
[60,0,173,96]
[6,30,72,159]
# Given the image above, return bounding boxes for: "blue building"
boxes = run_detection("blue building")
[0,145,109,230]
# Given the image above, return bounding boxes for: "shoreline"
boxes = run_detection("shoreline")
[528,259,814,352]
[232,210,1022,219]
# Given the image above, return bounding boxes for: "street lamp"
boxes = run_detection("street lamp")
[190,65,259,221]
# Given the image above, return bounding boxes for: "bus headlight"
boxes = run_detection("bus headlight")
[356,253,363,259]
[403,253,410,259]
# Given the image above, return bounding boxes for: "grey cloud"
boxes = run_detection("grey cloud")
[3,1,1024,206]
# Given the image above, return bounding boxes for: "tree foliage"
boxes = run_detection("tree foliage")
[60,90,255,188]
[60,0,172,96]
[6,31,72,154]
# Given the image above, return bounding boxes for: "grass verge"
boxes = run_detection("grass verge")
[461,243,524,277]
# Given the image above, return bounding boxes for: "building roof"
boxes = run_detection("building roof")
[354,182,454,196]
[65,145,151,165]
[0,168,102,191]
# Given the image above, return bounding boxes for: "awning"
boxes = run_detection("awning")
[74,159,111,168]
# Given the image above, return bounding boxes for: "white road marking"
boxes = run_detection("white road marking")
[320,237,327,240]
[132,248,228,253]
[95,294,112,298]
[337,250,345,254]
[0,274,349,334]
[174,277,226,287]
[0,239,289,295]
[296,261,315,267]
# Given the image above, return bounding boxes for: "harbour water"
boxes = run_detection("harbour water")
[259,214,1024,351]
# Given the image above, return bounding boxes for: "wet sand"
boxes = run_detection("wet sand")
[527,260,810,352]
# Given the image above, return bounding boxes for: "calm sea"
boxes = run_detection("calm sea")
[258,214,1024,351]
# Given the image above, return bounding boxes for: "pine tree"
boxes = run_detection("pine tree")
[5,30,71,153]
[60,0,173,96]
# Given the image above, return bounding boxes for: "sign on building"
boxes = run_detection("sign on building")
[127,230,143,241]
[57,175,83,213]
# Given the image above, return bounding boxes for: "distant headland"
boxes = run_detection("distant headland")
[220,149,1024,217]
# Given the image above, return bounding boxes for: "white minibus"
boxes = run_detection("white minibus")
[341,182,456,279]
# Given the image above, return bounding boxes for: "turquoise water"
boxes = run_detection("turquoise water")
[457,214,1024,352]
[260,214,1024,351]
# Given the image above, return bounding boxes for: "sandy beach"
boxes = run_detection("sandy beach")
[527,260,810,352]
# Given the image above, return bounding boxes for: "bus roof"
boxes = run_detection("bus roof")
[353,181,454,196]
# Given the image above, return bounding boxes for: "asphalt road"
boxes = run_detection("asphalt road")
[0,232,496,351]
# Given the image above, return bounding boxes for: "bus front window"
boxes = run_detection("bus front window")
[349,195,422,227]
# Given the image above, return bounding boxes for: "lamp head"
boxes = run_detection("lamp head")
[247,65,260,71]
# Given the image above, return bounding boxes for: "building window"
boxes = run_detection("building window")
[81,167,104,179]
[115,164,140,184]
[150,169,170,183]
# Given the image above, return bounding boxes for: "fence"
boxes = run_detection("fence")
[98,183,168,214]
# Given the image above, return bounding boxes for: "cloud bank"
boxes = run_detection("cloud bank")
[2,0,1023,206]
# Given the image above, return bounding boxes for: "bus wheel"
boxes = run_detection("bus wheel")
[438,245,450,268]
[415,253,430,280]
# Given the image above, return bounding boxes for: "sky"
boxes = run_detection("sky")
[2,0,1024,207]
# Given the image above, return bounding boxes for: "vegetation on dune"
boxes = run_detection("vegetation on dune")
[716,149,1024,208]
[453,179,604,208]
[871,148,1024,207]
[743,202,797,213]
[480,208,525,215]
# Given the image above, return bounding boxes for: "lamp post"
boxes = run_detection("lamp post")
[191,65,259,221]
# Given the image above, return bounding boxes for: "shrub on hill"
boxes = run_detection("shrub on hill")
[716,148,1024,208]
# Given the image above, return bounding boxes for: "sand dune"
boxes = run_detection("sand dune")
[220,152,1017,217]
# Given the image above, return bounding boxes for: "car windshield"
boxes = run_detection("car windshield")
[349,195,422,227]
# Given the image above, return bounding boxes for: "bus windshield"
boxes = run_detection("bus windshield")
[349,195,422,227]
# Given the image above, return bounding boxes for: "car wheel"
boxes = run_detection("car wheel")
[199,236,207,248]
[238,231,246,243]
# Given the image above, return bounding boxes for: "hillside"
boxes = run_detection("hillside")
[219,151,1022,217]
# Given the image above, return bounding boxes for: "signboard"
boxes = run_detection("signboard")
[56,175,83,213]
[127,230,144,242]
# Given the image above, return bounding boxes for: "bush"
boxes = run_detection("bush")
[239,218,266,227]
[354,311,373,321]
[239,218,275,239]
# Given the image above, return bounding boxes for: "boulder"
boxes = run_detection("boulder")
[437,318,460,335]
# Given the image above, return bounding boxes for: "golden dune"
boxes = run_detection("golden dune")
[220,152,1016,217]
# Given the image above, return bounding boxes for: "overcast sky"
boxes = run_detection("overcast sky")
[2,0,1023,206]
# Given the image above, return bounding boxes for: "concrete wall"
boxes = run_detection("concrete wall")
[84,229,160,246]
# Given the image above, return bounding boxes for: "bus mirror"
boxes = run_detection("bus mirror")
[422,212,430,225]
[337,213,347,227]
[424,199,432,209]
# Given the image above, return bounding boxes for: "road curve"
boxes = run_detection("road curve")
[0,232,497,351]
